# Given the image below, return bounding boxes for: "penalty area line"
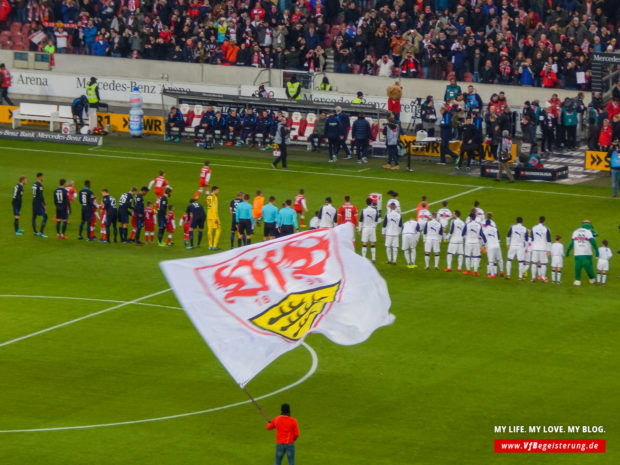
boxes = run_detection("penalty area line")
[401,186,486,214]
[0,289,171,348]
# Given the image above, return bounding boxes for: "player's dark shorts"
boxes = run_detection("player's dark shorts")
[238,218,253,235]
[280,225,294,236]
[231,219,238,232]
[56,206,68,220]
[118,209,129,224]
[157,216,167,229]
[12,202,21,216]
[106,210,118,224]
[81,206,92,222]
[264,222,277,237]
[32,203,45,217]
[190,215,206,229]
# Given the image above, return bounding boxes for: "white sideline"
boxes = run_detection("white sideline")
[401,186,486,215]
[0,289,171,348]
[1,145,614,199]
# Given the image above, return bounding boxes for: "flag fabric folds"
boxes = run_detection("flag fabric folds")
[160,223,394,387]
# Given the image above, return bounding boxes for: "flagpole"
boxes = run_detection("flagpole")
[241,386,271,422]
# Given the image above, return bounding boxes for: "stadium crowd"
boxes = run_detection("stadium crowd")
[11,170,613,285]
[2,0,618,87]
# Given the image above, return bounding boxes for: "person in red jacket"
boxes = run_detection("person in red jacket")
[605,98,620,121]
[0,63,14,105]
[541,64,557,88]
[266,403,299,465]
[598,118,612,151]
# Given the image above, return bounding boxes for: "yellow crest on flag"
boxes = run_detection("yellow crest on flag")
[250,282,341,341]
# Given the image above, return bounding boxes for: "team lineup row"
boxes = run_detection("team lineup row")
[10,163,612,286]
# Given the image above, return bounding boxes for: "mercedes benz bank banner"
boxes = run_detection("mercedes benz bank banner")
[10,70,422,121]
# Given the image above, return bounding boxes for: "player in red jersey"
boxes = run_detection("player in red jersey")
[338,195,358,243]
[179,211,191,247]
[144,201,156,243]
[194,160,211,199]
[65,180,77,221]
[128,211,137,240]
[89,200,99,239]
[148,170,171,199]
[165,205,176,245]
[98,201,107,241]
[293,188,309,228]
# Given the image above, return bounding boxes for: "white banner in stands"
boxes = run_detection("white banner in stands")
[10,70,420,121]
[9,70,238,105]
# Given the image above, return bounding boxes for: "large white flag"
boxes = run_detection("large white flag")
[160,223,394,387]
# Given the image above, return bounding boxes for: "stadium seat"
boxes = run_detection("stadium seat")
[392,66,402,78]
[22,23,30,36]
[10,22,22,34]
[298,112,316,141]
[371,122,379,140]
[464,72,473,82]
[324,34,332,48]
[290,111,302,139]
[352,64,360,74]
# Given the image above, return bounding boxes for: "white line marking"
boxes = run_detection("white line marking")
[0,295,181,310]
[0,289,171,348]
[0,145,615,199]
[358,168,370,172]
[0,342,317,433]
[401,186,486,214]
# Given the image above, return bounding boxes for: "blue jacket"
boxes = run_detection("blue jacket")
[227,114,241,129]
[324,115,340,139]
[92,40,109,56]
[242,113,257,130]
[337,112,350,137]
[257,115,272,133]
[352,117,371,140]
[521,65,535,86]
[83,26,98,45]
[440,112,452,140]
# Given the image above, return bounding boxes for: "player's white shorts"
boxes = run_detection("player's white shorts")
[360,228,377,243]
[402,234,419,250]
[597,259,609,272]
[385,235,399,248]
[487,247,502,264]
[424,239,440,253]
[447,242,463,255]
[507,246,525,261]
[531,250,548,264]
[465,243,481,257]
[551,256,563,268]
[525,250,532,263]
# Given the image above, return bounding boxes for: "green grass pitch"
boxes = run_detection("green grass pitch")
[0,136,618,464]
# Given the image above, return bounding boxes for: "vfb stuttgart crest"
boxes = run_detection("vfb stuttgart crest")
[194,230,345,342]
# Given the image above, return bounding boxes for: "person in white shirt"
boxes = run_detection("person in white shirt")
[382,202,402,265]
[386,190,401,213]
[436,201,452,241]
[530,216,552,282]
[483,220,503,277]
[309,211,320,230]
[358,198,379,262]
[423,212,443,270]
[472,200,485,224]
[506,217,529,280]
[596,239,613,285]
[417,203,431,240]
[318,197,337,228]
[462,212,486,275]
[550,235,564,284]
[446,210,465,272]
[402,216,421,268]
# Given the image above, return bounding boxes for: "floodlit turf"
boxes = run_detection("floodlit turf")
[0,136,618,464]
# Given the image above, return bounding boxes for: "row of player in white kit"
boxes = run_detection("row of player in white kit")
[355,198,582,283]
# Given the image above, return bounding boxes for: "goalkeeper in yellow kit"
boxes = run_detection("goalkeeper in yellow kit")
[206,186,221,250]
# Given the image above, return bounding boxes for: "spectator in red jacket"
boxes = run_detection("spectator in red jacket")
[599,119,612,151]
[541,64,557,88]
[605,98,620,121]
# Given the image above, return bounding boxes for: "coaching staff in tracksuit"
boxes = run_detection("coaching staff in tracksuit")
[324,110,341,163]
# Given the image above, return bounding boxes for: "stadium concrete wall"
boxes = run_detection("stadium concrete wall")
[0,49,588,113]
